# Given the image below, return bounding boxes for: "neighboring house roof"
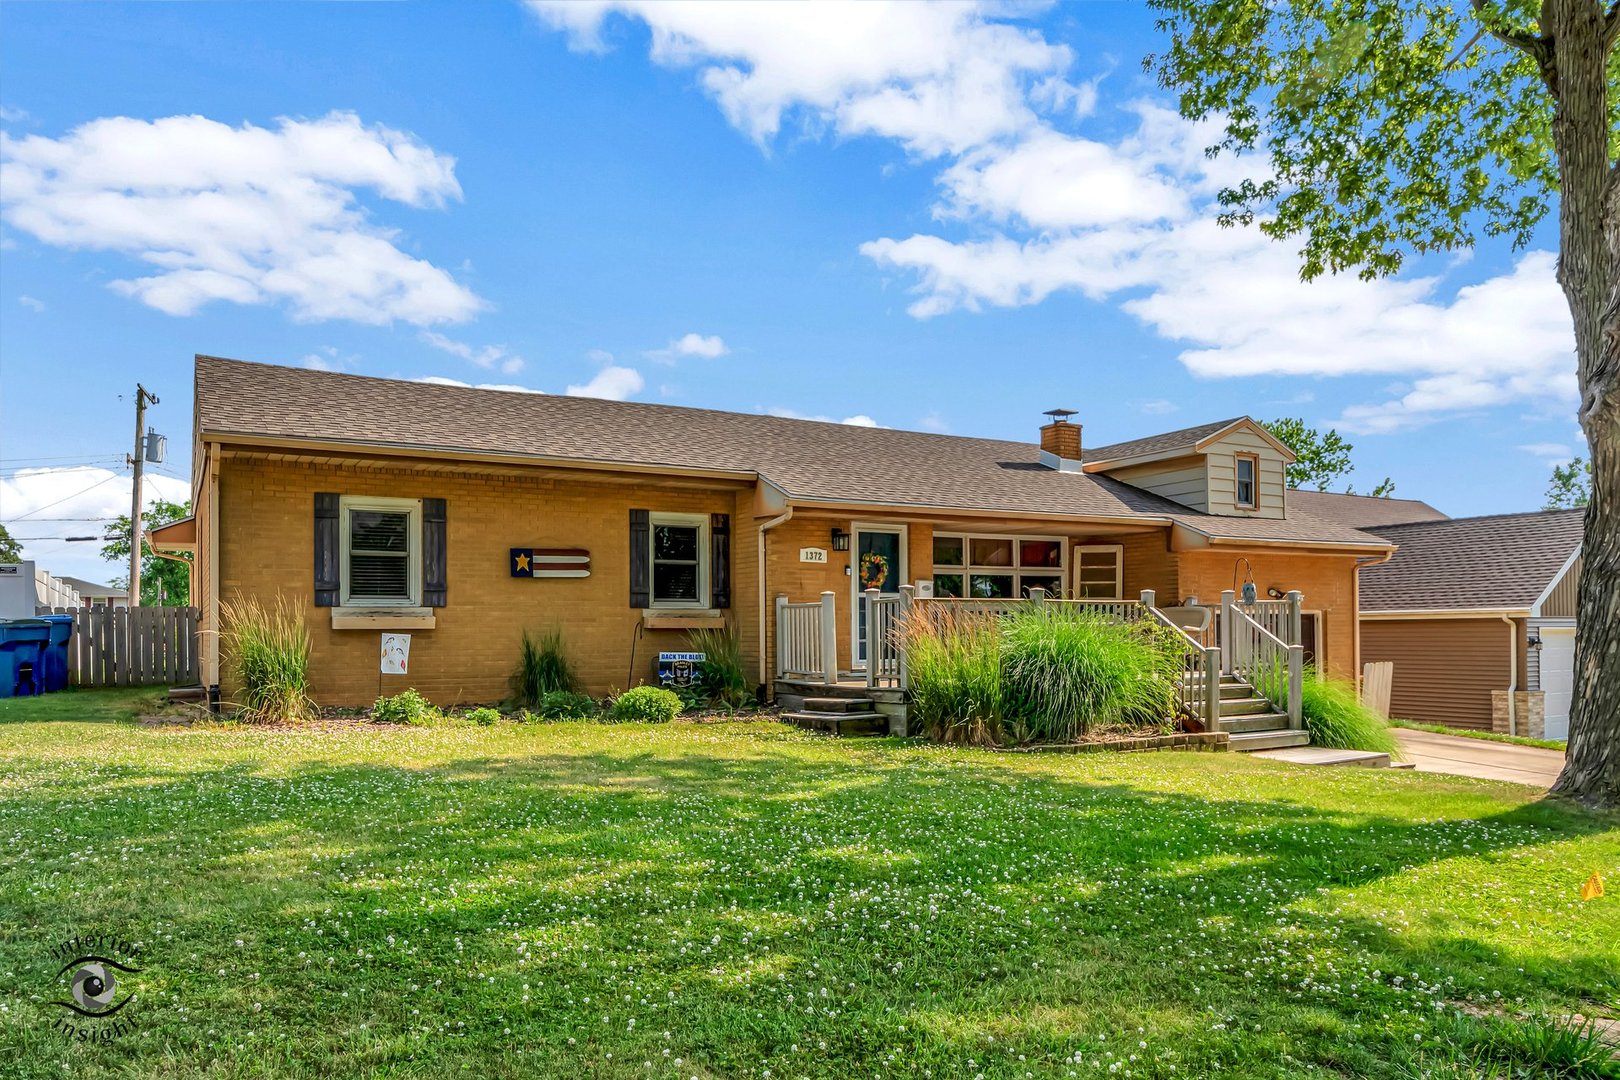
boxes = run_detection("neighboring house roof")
[1359,509,1585,613]
[193,356,1391,549]
[1286,489,1450,529]
[59,576,127,598]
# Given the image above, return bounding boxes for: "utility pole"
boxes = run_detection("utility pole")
[127,383,159,609]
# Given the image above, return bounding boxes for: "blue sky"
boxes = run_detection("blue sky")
[1,2,1579,585]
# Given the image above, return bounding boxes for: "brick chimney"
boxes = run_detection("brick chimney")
[1039,409,1082,472]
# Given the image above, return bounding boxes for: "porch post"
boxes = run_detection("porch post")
[1287,644,1304,729]
[819,590,837,686]
[774,594,787,679]
[864,587,880,689]
[1220,590,1236,675]
[1028,586,1047,607]
[1285,590,1303,648]
[898,584,914,691]
[1140,588,1156,613]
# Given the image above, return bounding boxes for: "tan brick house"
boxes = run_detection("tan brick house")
[157,355,1395,711]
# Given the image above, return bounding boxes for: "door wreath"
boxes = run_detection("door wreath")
[859,551,890,591]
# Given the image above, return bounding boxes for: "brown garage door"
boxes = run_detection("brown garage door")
[1361,618,1510,731]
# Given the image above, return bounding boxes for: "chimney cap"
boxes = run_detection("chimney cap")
[1043,408,1078,423]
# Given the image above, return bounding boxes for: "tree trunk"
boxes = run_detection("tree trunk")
[1546,0,1620,806]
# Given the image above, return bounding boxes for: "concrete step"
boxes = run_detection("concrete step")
[1228,729,1311,752]
[1222,712,1293,733]
[801,696,876,714]
[1252,746,1392,768]
[782,712,886,737]
[1219,696,1276,716]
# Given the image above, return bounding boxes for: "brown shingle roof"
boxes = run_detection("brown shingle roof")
[1083,418,1242,464]
[1359,509,1584,612]
[1286,489,1449,528]
[193,356,1390,547]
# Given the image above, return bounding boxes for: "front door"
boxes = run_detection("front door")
[852,524,906,670]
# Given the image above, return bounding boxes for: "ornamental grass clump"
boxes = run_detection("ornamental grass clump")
[1000,607,1181,743]
[1299,668,1399,754]
[899,605,1003,745]
[686,625,752,708]
[221,594,315,724]
[514,627,577,706]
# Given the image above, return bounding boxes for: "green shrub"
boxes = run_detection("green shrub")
[1299,669,1398,754]
[371,688,438,726]
[221,594,315,724]
[1000,608,1180,743]
[900,606,1003,745]
[686,625,752,708]
[514,627,578,706]
[464,706,501,726]
[537,690,600,720]
[609,685,682,724]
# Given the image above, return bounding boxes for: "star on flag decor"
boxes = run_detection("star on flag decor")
[510,548,592,579]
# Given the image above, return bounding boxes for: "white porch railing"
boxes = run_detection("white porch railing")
[775,591,837,685]
[1223,592,1304,728]
[1141,590,1223,732]
[864,588,908,689]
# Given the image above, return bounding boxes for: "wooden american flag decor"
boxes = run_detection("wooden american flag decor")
[510,548,591,579]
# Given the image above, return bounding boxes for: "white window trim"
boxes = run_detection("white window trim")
[339,495,422,608]
[1072,543,1125,601]
[1234,454,1259,510]
[932,531,1069,599]
[648,512,709,610]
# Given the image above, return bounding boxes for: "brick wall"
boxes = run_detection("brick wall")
[1174,549,1361,678]
[217,454,753,706]
[1491,689,1545,738]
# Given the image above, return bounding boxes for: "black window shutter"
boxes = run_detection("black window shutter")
[629,509,650,608]
[422,498,447,607]
[710,513,731,609]
[314,493,340,607]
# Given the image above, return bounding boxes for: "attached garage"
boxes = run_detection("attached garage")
[1358,510,1584,739]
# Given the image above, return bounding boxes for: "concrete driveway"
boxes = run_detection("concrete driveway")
[1394,728,1566,788]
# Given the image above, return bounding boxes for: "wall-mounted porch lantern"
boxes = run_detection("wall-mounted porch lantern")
[830,528,850,552]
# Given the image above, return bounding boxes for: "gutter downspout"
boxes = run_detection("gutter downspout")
[757,506,794,687]
[1500,613,1518,737]
[1352,550,1396,692]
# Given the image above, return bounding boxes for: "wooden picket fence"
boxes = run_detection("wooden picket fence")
[35,606,201,687]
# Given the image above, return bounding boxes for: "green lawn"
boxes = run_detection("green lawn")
[1,690,1617,1078]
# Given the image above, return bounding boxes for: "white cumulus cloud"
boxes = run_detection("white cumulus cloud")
[768,407,881,427]
[566,363,645,400]
[646,331,729,362]
[0,111,485,325]
[535,6,1577,435]
[420,331,525,374]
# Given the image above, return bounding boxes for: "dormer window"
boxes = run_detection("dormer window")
[1235,455,1258,509]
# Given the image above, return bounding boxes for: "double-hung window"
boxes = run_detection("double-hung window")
[340,496,421,606]
[1235,455,1258,509]
[650,513,708,607]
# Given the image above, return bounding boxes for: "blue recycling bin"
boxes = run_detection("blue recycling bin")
[40,614,74,693]
[0,620,51,698]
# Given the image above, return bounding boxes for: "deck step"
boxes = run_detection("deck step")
[782,712,886,737]
[1219,696,1276,716]
[1228,729,1311,751]
[1222,712,1293,733]
[800,696,876,713]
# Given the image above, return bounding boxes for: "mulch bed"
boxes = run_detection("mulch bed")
[995,731,1229,754]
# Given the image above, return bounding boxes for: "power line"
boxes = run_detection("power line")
[0,452,124,464]
[7,473,120,522]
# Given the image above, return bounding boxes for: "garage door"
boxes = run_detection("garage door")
[1539,628,1575,740]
